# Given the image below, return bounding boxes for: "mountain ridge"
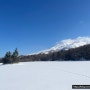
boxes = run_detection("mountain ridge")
[35,37,90,54]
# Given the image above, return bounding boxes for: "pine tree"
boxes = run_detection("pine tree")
[2,48,19,64]
[2,51,12,64]
[12,48,19,63]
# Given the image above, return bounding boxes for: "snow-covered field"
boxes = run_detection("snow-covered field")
[0,61,90,90]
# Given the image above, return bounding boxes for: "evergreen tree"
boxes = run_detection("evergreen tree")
[2,48,19,64]
[2,51,12,64]
[12,48,19,63]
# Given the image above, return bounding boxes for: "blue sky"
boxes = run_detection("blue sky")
[0,0,90,56]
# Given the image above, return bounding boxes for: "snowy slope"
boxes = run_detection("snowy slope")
[38,37,90,54]
[0,61,90,90]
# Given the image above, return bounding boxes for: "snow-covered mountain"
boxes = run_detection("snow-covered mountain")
[38,37,90,54]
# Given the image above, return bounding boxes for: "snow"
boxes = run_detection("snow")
[35,37,90,54]
[0,61,90,90]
